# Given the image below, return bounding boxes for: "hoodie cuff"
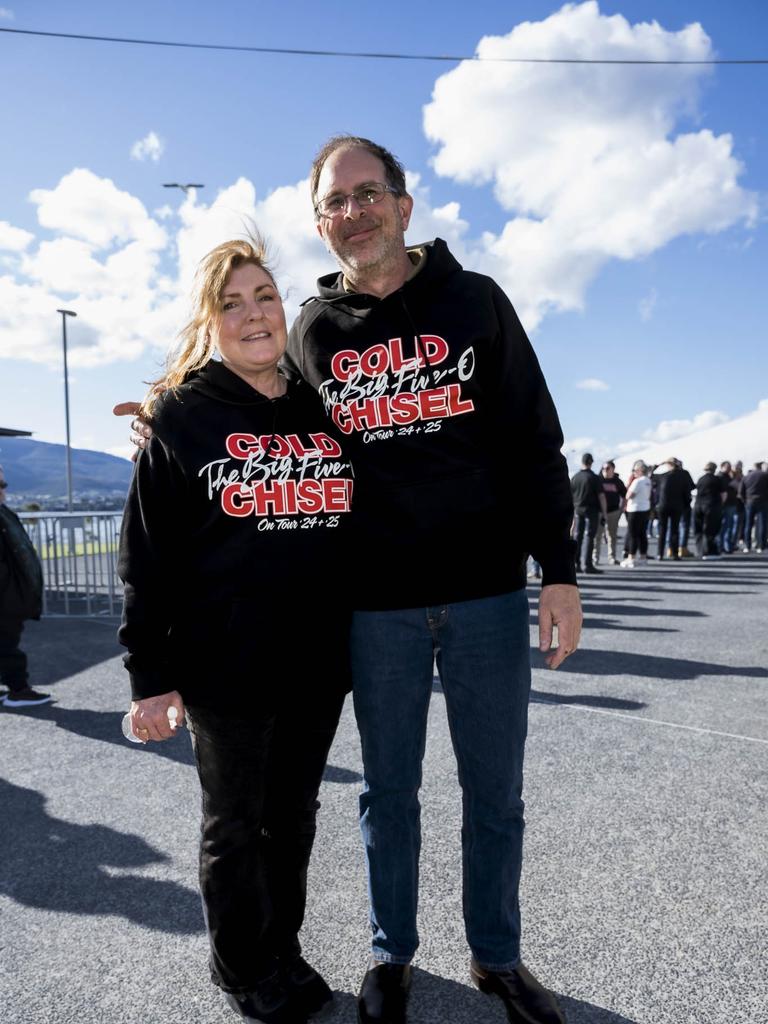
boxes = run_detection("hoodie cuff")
[124,655,177,702]
[536,539,578,588]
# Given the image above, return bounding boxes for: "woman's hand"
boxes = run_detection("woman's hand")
[128,691,185,742]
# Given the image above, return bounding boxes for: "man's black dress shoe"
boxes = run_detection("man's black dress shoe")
[225,970,307,1024]
[278,952,333,1016]
[357,960,412,1024]
[470,959,565,1024]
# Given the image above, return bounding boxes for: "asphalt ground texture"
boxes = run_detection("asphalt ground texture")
[1,551,766,1024]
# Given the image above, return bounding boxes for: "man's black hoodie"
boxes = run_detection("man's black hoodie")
[285,238,576,609]
[118,361,354,706]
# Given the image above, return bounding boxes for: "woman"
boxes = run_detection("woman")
[118,237,354,1024]
[621,460,652,568]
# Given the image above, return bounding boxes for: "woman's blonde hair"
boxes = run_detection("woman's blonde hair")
[141,234,274,417]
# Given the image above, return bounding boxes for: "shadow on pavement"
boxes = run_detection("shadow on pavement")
[576,602,706,618]
[1,703,197,764]
[531,690,647,711]
[1,704,360,782]
[377,969,640,1024]
[22,616,122,687]
[0,779,204,934]
[533,647,768,680]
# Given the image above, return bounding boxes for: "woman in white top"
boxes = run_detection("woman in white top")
[622,461,653,567]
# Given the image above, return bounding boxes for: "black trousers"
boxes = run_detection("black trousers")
[186,689,345,993]
[573,510,599,567]
[694,504,722,557]
[626,510,649,556]
[0,617,28,691]
[657,509,682,559]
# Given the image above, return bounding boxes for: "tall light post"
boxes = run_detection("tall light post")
[56,308,77,511]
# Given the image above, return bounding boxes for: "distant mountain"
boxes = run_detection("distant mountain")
[0,437,133,498]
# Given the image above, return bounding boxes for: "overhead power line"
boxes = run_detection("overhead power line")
[1,26,766,64]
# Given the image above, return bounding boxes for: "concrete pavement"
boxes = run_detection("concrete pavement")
[1,554,766,1023]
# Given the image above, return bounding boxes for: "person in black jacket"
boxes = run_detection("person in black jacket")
[656,458,693,560]
[693,462,727,559]
[741,462,768,552]
[0,466,51,707]
[118,238,355,1024]
[285,136,575,1024]
[570,453,607,573]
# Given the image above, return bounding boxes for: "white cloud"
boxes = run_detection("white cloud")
[0,169,332,370]
[576,378,610,391]
[638,288,658,322]
[29,169,166,250]
[423,1,757,331]
[0,220,33,252]
[642,410,730,444]
[130,131,164,163]
[0,8,14,20]
[614,400,768,478]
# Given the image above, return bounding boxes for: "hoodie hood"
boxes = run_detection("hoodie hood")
[183,359,295,407]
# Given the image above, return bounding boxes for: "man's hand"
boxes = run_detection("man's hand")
[128,691,185,743]
[113,401,155,460]
[538,583,582,669]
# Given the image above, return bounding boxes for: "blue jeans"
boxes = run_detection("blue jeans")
[351,590,531,971]
[745,501,768,551]
[718,505,738,553]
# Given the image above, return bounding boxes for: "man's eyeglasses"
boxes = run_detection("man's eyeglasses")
[315,182,399,219]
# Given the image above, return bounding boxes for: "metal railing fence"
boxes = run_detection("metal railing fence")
[19,511,123,617]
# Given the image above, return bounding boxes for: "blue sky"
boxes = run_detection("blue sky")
[0,0,766,464]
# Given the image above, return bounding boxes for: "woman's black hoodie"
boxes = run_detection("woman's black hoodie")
[284,238,576,609]
[118,361,354,707]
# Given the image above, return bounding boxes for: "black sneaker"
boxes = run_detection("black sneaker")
[3,687,53,707]
[225,969,306,1023]
[278,953,333,1016]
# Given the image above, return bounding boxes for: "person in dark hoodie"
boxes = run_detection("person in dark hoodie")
[0,464,50,707]
[118,137,579,1024]
[284,136,577,1024]
[118,237,355,1024]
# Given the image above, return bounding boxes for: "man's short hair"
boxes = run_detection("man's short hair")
[704,461,717,473]
[310,135,408,211]
[581,453,594,466]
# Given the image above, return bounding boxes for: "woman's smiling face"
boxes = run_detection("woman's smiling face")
[214,262,287,386]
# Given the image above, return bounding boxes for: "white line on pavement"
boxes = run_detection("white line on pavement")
[532,698,768,746]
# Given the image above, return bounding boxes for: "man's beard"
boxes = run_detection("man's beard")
[329,223,404,282]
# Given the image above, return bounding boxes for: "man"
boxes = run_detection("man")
[286,136,579,1024]
[0,465,51,707]
[693,462,727,559]
[120,136,580,1024]
[570,454,607,574]
[716,462,738,554]
[741,461,768,552]
[595,461,625,566]
[656,458,692,560]
[675,459,697,558]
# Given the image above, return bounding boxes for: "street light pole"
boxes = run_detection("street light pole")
[56,308,77,511]
[163,183,204,196]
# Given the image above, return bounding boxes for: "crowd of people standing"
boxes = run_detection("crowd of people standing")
[569,455,768,571]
